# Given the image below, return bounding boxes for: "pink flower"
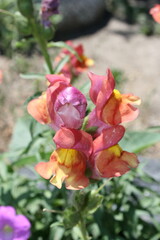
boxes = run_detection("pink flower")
[0,206,31,240]
[27,74,87,131]
[55,41,94,78]
[88,69,141,126]
[0,70,3,84]
[89,126,139,179]
[35,128,93,190]
[150,4,160,23]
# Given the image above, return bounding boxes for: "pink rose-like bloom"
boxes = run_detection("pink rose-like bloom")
[0,206,31,240]
[150,4,160,23]
[41,0,60,27]
[88,69,141,126]
[27,74,87,131]
[55,41,94,78]
[35,128,93,190]
[89,126,139,179]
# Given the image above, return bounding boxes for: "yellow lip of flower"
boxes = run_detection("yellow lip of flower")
[106,144,122,157]
[113,89,122,100]
[55,148,84,168]
[80,55,94,67]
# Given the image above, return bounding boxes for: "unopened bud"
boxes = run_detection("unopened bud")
[17,0,34,18]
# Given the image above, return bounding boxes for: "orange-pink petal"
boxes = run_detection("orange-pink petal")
[150,4,160,23]
[101,89,141,125]
[94,144,139,178]
[27,93,50,124]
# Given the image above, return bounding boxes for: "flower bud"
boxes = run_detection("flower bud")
[17,0,34,18]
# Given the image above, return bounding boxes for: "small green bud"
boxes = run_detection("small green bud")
[17,0,34,18]
[43,27,54,41]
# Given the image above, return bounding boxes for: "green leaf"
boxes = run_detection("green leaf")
[119,129,160,153]
[83,192,104,214]
[47,41,82,61]
[63,207,81,229]
[8,115,53,161]
[150,234,160,240]
[20,73,45,80]
[54,55,70,74]
[12,155,37,168]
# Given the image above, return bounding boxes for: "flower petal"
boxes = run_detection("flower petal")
[35,160,56,179]
[88,69,115,109]
[27,93,50,124]
[93,145,139,179]
[93,125,125,154]
[101,90,141,125]
[54,128,93,157]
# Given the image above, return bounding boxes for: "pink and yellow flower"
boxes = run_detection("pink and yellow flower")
[150,4,160,23]
[88,69,141,126]
[90,126,139,179]
[55,41,94,78]
[27,74,87,130]
[35,128,93,190]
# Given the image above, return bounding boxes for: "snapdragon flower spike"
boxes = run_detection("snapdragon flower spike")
[35,128,92,190]
[150,4,160,23]
[90,126,139,179]
[27,74,87,131]
[88,69,141,125]
[55,41,94,78]
[0,206,31,240]
[41,0,60,27]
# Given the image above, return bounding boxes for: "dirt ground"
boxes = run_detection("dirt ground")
[0,19,160,156]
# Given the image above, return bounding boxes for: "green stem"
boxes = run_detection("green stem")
[29,18,53,74]
[78,215,90,240]
[94,178,112,194]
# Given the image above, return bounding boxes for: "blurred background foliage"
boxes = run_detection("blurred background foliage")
[1,0,160,56]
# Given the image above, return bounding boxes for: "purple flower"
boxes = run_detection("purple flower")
[0,206,31,240]
[41,0,60,27]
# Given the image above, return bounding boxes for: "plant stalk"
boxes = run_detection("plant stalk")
[78,215,90,240]
[29,18,53,74]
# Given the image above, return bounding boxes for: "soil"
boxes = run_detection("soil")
[0,19,160,157]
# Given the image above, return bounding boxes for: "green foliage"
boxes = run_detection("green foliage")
[112,69,126,90]
[120,128,160,153]
[105,0,159,36]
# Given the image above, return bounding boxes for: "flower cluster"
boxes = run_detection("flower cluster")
[54,41,94,79]
[27,68,141,190]
[150,4,160,23]
[0,206,31,240]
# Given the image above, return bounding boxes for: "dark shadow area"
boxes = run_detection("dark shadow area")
[108,28,137,40]
[55,11,112,41]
